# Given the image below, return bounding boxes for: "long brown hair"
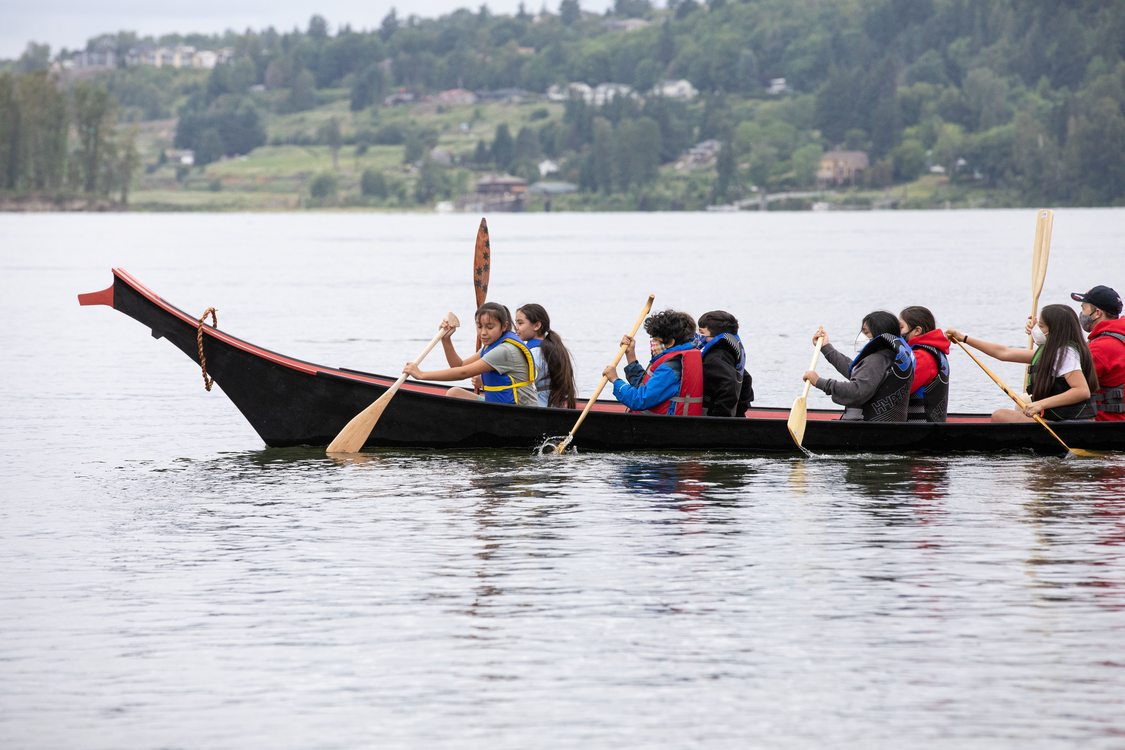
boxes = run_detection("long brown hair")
[518,303,577,409]
[1031,304,1098,399]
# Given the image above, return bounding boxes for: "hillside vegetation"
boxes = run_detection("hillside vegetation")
[2,0,1123,210]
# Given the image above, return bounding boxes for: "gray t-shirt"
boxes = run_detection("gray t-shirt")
[482,340,540,407]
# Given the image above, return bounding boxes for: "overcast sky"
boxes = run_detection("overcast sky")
[3,0,615,59]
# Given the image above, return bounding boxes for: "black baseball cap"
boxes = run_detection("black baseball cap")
[1071,285,1123,316]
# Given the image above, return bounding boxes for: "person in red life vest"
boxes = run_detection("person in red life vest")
[603,309,703,416]
[898,306,950,422]
[1071,285,1125,421]
[696,310,754,417]
[404,302,540,407]
[946,304,1098,423]
[803,310,916,422]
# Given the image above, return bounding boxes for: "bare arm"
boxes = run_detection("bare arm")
[405,357,492,382]
[1025,369,1092,416]
[945,328,1033,364]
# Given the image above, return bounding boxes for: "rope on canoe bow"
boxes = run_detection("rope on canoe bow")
[196,307,218,391]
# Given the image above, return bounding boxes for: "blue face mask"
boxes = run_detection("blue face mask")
[692,333,707,349]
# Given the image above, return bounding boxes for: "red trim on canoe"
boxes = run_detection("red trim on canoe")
[77,284,114,308]
[96,269,994,423]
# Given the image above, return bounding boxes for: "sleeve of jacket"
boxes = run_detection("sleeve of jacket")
[612,363,681,412]
[813,351,886,407]
[623,360,645,387]
[702,349,739,416]
[821,343,854,377]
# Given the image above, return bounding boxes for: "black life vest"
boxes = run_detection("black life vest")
[849,334,915,422]
[1026,346,1096,421]
[907,343,949,423]
[1089,330,1125,414]
[699,333,753,415]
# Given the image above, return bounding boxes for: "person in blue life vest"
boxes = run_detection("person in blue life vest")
[603,309,704,416]
[946,303,1098,423]
[803,310,916,422]
[403,301,540,407]
[695,310,754,417]
[514,303,578,408]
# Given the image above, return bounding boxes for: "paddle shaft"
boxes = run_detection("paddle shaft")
[555,294,655,454]
[1025,209,1054,382]
[326,314,457,454]
[952,338,1077,455]
[800,337,825,399]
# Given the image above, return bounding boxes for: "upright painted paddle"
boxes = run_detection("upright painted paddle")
[1024,208,1054,385]
[553,294,655,455]
[787,335,825,449]
[327,312,460,454]
[473,217,490,350]
[951,338,1097,458]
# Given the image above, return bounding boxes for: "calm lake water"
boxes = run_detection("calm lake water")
[2,210,1125,748]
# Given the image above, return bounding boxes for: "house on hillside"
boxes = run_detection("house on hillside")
[456,175,529,212]
[817,151,869,186]
[435,88,477,107]
[650,79,698,101]
[676,139,723,170]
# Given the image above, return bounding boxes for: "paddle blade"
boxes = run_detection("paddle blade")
[326,389,395,454]
[786,396,809,447]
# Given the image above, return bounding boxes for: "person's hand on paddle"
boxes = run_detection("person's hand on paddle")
[439,319,457,339]
[1025,316,1038,335]
[620,334,637,364]
[1023,400,1045,418]
[802,370,819,386]
[812,327,829,347]
[471,374,483,392]
[945,327,966,343]
[403,361,423,379]
[602,364,620,382]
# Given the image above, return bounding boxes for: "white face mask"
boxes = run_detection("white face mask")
[1032,326,1047,347]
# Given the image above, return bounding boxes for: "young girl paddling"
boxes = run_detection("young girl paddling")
[403,302,540,407]
[514,303,577,408]
[946,304,1097,423]
[804,310,915,422]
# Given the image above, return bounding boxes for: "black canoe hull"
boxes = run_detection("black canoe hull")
[80,269,1125,455]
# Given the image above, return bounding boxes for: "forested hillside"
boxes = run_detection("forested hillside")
[2,0,1123,209]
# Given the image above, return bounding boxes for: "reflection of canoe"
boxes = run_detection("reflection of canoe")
[79,269,1125,455]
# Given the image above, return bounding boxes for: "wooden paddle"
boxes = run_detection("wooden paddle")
[787,335,825,449]
[326,312,460,454]
[553,294,655,455]
[473,217,490,350]
[1024,208,1054,385]
[952,338,1097,458]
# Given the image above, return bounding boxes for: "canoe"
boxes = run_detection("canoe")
[79,269,1125,455]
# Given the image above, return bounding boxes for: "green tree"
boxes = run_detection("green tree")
[318,116,343,169]
[491,123,514,173]
[361,168,389,198]
[309,172,338,201]
[70,82,116,194]
[560,0,581,26]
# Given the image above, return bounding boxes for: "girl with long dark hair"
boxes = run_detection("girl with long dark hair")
[514,303,577,408]
[899,305,951,422]
[404,301,540,407]
[946,304,1098,422]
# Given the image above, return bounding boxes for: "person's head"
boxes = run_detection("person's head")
[1031,303,1099,399]
[1071,285,1122,332]
[860,310,901,340]
[645,309,697,351]
[515,303,549,341]
[697,310,739,340]
[475,302,512,347]
[898,306,936,342]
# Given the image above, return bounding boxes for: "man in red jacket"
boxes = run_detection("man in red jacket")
[1072,285,1125,421]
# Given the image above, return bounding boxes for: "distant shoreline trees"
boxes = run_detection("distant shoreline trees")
[0,72,138,204]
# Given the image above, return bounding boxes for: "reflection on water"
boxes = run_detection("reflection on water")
[6,210,1125,746]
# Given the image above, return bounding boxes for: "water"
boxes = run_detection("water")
[2,210,1125,748]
